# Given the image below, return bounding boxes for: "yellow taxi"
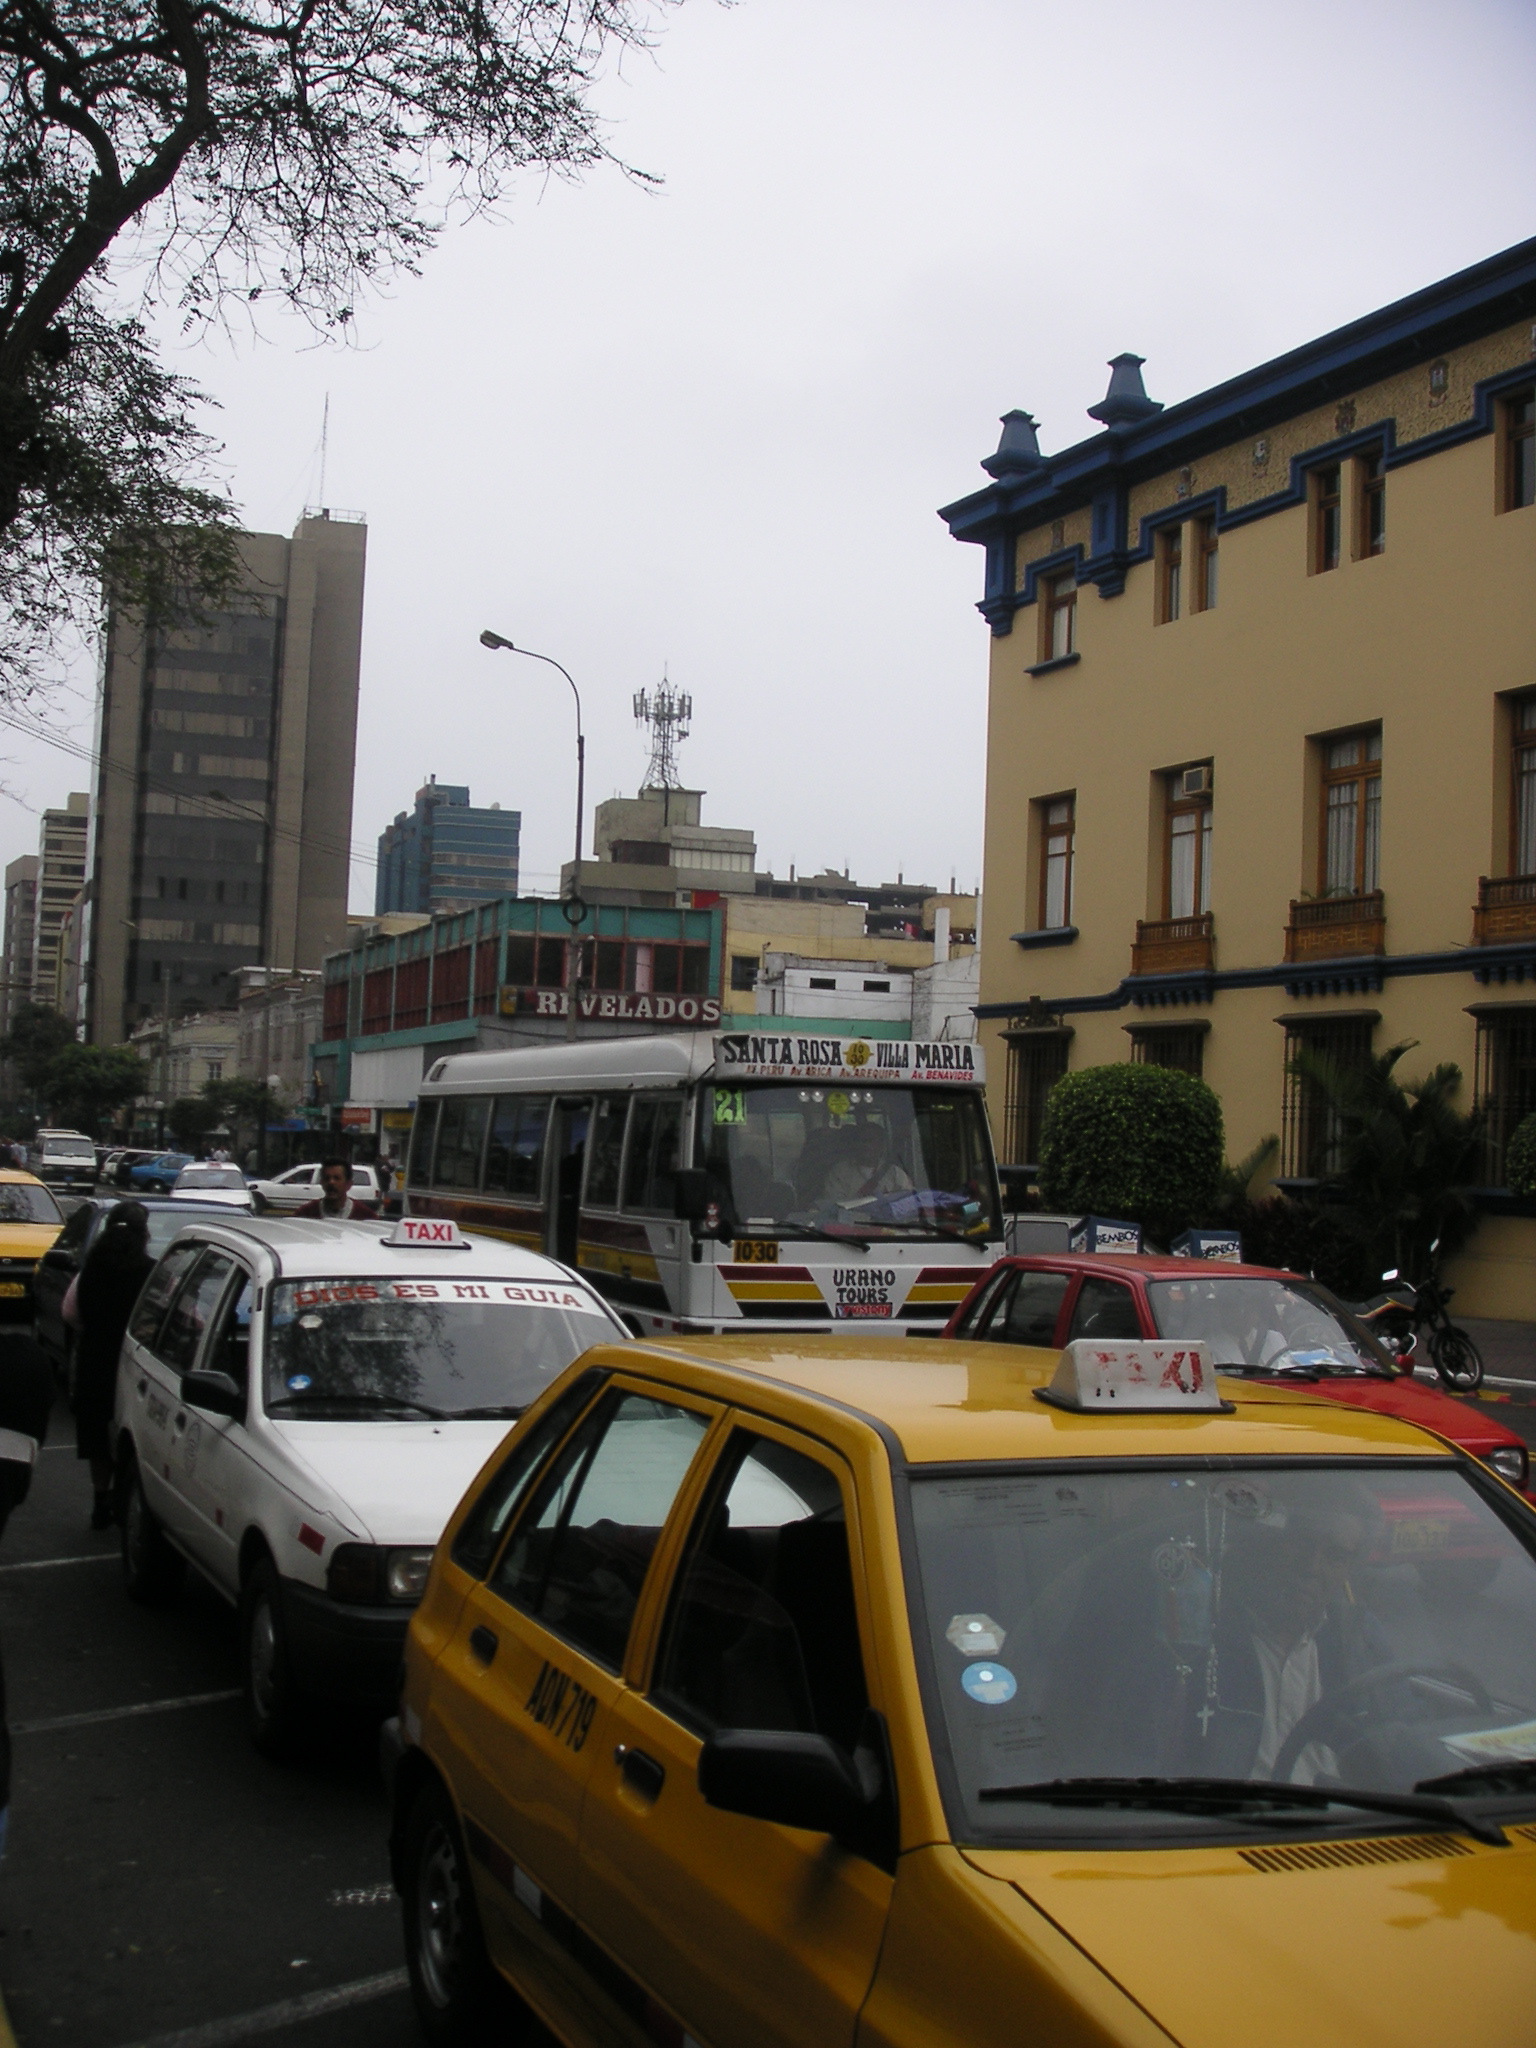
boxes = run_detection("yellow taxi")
[0,1168,65,1322]
[384,1334,1536,2048]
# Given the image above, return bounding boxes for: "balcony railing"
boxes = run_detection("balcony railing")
[1131,913,1214,976]
[1473,874,1536,945]
[1284,890,1385,962]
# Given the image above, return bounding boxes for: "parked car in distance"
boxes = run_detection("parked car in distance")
[30,1129,98,1196]
[0,1170,65,1325]
[944,1252,1532,1495]
[112,1214,631,1756]
[101,1147,161,1188]
[34,1195,245,1391]
[248,1161,388,1213]
[128,1152,195,1193]
[171,1163,255,1210]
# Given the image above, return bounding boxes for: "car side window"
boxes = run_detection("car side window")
[953,1268,1012,1338]
[128,1241,205,1350]
[992,1271,1072,1346]
[652,1430,869,1753]
[1067,1275,1142,1342]
[205,1272,254,1394]
[159,1252,240,1373]
[491,1387,712,1671]
[451,1368,608,1579]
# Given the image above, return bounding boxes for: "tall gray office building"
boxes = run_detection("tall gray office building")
[375,778,520,916]
[88,513,367,1043]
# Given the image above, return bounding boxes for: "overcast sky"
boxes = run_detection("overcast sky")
[3,0,1533,911]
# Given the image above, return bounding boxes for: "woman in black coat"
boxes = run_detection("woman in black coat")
[74,1201,154,1528]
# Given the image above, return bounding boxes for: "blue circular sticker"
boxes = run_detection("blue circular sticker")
[287,1374,312,1392]
[961,1661,1017,1705]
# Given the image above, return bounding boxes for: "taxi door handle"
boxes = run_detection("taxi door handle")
[617,1746,665,1802]
[469,1626,498,1665]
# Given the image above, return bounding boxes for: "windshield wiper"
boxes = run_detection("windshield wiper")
[764,1222,872,1252]
[268,1393,450,1419]
[1417,1758,1536,1797]
[977,1776,1508,1846]
[446,1404,526,1421]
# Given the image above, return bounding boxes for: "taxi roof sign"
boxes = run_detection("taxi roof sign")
[1035,1338,1231,1414]
[385,1216,471,1250]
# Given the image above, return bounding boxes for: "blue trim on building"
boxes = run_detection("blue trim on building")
[1010,926,1079,950]
[947,238,1536,636]
[973,940,1536,1021]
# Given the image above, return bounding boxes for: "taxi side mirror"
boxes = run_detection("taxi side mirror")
[181,1367,243,1420]
[698,1729,866,1836]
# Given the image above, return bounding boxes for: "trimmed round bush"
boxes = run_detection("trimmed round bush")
[1037,1063,1225,1241]
[1505,1111,1536,1198]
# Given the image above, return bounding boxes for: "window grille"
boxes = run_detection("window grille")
[1472,1005,1536,1188]
[1128,1024,1208,1078]
[1280,1014,1376,1178]
[1002,1030,1070,1167]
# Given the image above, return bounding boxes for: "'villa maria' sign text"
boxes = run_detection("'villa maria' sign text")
[501,987,723,1025]
[715,1034,984,1084]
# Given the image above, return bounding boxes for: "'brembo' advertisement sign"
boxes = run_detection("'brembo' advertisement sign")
[714,1034,984,1085]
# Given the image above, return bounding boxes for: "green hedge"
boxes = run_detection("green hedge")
[1506,1111,1536,1198]
[1038,1063,1224,1242]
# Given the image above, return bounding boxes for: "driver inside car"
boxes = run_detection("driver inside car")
[818,1121,914,1209]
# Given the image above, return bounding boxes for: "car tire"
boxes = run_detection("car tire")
[401,1778,522,2045]
[119,1455,185,1605]
[240,1556,311,1759]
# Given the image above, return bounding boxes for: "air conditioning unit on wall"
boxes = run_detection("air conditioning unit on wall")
[1180,765,1213,798]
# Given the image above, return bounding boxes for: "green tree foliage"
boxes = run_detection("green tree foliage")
[38,1042,147,1133]
[200,1073,275,1147]
[1287,1042,1483,1287]
[167,1093,219,1148]
[1505,1112,1536,1199]
[0,0,671,687]
[0,1001,74,1093]
[1038,1064,1225,1242]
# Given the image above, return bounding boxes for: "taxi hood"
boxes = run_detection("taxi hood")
[270,1419,512,1544]
[967,1836,1536,2048]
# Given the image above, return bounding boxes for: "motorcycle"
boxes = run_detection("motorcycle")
[1345,1249,1484,1393]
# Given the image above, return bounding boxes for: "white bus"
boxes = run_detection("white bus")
[406,1030,1003,1335]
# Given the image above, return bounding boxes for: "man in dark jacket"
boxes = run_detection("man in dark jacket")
[0,1334,52,1859]
[297,1158,378,1221]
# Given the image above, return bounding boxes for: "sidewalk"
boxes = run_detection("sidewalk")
[1463,1318,1536,1385]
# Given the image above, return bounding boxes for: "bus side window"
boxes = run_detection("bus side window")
[433,1095,491,1189]
[407,1101,438,1187]
[585,1095,629,1209]
[625,1095,684,1214]
[486,1095,551,1198]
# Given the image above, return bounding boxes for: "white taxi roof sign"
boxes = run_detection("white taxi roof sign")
[1035,1339,1231,1414]
[386,1216,471,1250]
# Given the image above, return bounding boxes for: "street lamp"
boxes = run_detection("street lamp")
[480,630,589,1040]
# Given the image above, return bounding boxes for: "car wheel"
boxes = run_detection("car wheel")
[240,1557,310,1758]
[401,1778,520,2045]
[119,1455,185,1605]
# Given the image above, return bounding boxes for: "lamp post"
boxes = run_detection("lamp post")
[479,630,588,1041]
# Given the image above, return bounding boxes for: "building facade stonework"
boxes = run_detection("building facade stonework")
[941,237,1536,1318]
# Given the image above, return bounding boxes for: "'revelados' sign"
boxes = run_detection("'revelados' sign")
[501,987,723,1025]
[714,1033,985,1084]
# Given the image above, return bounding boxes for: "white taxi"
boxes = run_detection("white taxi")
[110,1214,628,1755]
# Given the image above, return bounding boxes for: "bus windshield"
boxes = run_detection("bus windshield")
[702,1083,1000,1243]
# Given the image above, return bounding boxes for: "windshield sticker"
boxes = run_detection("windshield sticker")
[298,1315,323,1332]
[713,1089,747,1126]
[1439,1718,1536,1766]
[947,1614,1006,1656]
[960,1663,1017,1705]
[826,1090,851,1121]
[285,1280,595,1313]
[1211,1477,1271,1520]
[287,1374,312,1391]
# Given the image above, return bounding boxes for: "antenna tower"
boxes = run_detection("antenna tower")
[632,672,692,789]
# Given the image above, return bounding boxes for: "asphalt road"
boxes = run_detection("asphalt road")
[0,1389,425,2048]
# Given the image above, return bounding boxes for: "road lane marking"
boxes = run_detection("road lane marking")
[13,1689,240,1735]
[110,1968,409,2048]
[0,1552,117,1572]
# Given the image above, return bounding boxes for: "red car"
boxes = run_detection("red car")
[943,1252,1531,1496]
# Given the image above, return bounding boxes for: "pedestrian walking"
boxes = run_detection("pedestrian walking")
[71,1200,154,1529]
[296,1157,378,1221]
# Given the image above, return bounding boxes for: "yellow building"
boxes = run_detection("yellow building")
[940,238,1536,1317]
